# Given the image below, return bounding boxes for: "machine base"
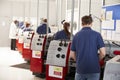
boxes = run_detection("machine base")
[32,72,45,78]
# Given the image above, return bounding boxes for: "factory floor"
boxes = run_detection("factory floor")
[0,47,45,80]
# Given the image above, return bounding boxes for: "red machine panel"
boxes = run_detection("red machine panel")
[22,32,34,60]
[114,50,120,55]
[30,34,46,74]
[46,40,71,80]
[30,58,43,73]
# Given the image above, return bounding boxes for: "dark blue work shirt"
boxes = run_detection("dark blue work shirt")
[71,27,105,74]
[37,24,51,34]
[54,30,70,40]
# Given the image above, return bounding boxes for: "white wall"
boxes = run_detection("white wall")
[65,0,120,34]
[105,0,120,5]
[91,0,102,32]
[79,0,103,32]
[0,1,12,47]
[66,0,102,34]
[0,0,56,47]
[1,0,120,47]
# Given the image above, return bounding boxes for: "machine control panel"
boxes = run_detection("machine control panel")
[23,31,33,43]
[46,40,70,67]
[23,31,33,49]
[31,34,45,51]
[103,55,120,80]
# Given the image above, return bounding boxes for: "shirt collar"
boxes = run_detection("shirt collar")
[82,27,91,30]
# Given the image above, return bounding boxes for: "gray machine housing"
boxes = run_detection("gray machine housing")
[31,34,45,51]
[23,31,33,43]
[103,55,120,80]
[46,40,70,67]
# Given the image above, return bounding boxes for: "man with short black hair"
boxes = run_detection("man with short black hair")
[70,15,106,80]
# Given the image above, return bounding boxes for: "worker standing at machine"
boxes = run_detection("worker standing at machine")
[54,22,71,40]
[36,19,51,34]
[23,22,33,32]
[70,15,106,80]
[9,20,19,50]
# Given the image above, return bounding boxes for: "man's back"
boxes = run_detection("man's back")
[37,24,51,34]
[71,27,105,74]
[70,15,105,80]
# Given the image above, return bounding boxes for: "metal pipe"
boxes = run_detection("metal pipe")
[89,0,92,14]
[37,0,39,26]
[56,0,59,31]
[103,0,105,6]
[29,0,31,21]
[23,0,25,22]
[47,0,49,36]
[59,0,62,31]
[60,0,63,25]
[78,0,81,31]
[70,0,75,40]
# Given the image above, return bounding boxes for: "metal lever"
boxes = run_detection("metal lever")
[112,42,120,47]
[59,40,63,46]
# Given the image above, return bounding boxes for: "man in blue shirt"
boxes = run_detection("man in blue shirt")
[36,19,51,34]
[70,15,106,80]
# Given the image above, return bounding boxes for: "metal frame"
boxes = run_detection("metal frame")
[29,0,31,21]
[37,0,39,26]
[23,0,26,22]
[103,0,105,6]
[56,0,59,30]
[47,0,49,36]
[70,0,75,40]
[89,0,92,14]
[78,0,81,31]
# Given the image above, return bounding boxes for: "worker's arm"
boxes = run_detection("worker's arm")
[69,50,76,61]
[99,47,106,60]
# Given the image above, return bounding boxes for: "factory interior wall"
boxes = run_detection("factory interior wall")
[0,0,120,47]
[0,0,57,47]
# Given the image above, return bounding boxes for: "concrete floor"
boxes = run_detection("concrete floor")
[0,47,45,80]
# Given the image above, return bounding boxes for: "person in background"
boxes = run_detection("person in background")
[54,22,71,40]
[23,22,33,32]
[36,19,51,34]
[9,20,19,50]
[70,15,106,80]
[18,21,24,28]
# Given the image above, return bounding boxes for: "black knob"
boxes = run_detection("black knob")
[57,47,62,51]
[38,39,41,41]
[64,43,68,47]
[42,36,44,38]
[39,36,41,38]
[59,40,63,46]
[59,43,63,46]
[61,54,65,59]
[27,38,30,39]
[37,43,39,45]
[40,43,42,45]
[56,54,60,58]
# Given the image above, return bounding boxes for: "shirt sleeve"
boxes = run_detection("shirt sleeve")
[70,36,76,52]
[97,33,105,49]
